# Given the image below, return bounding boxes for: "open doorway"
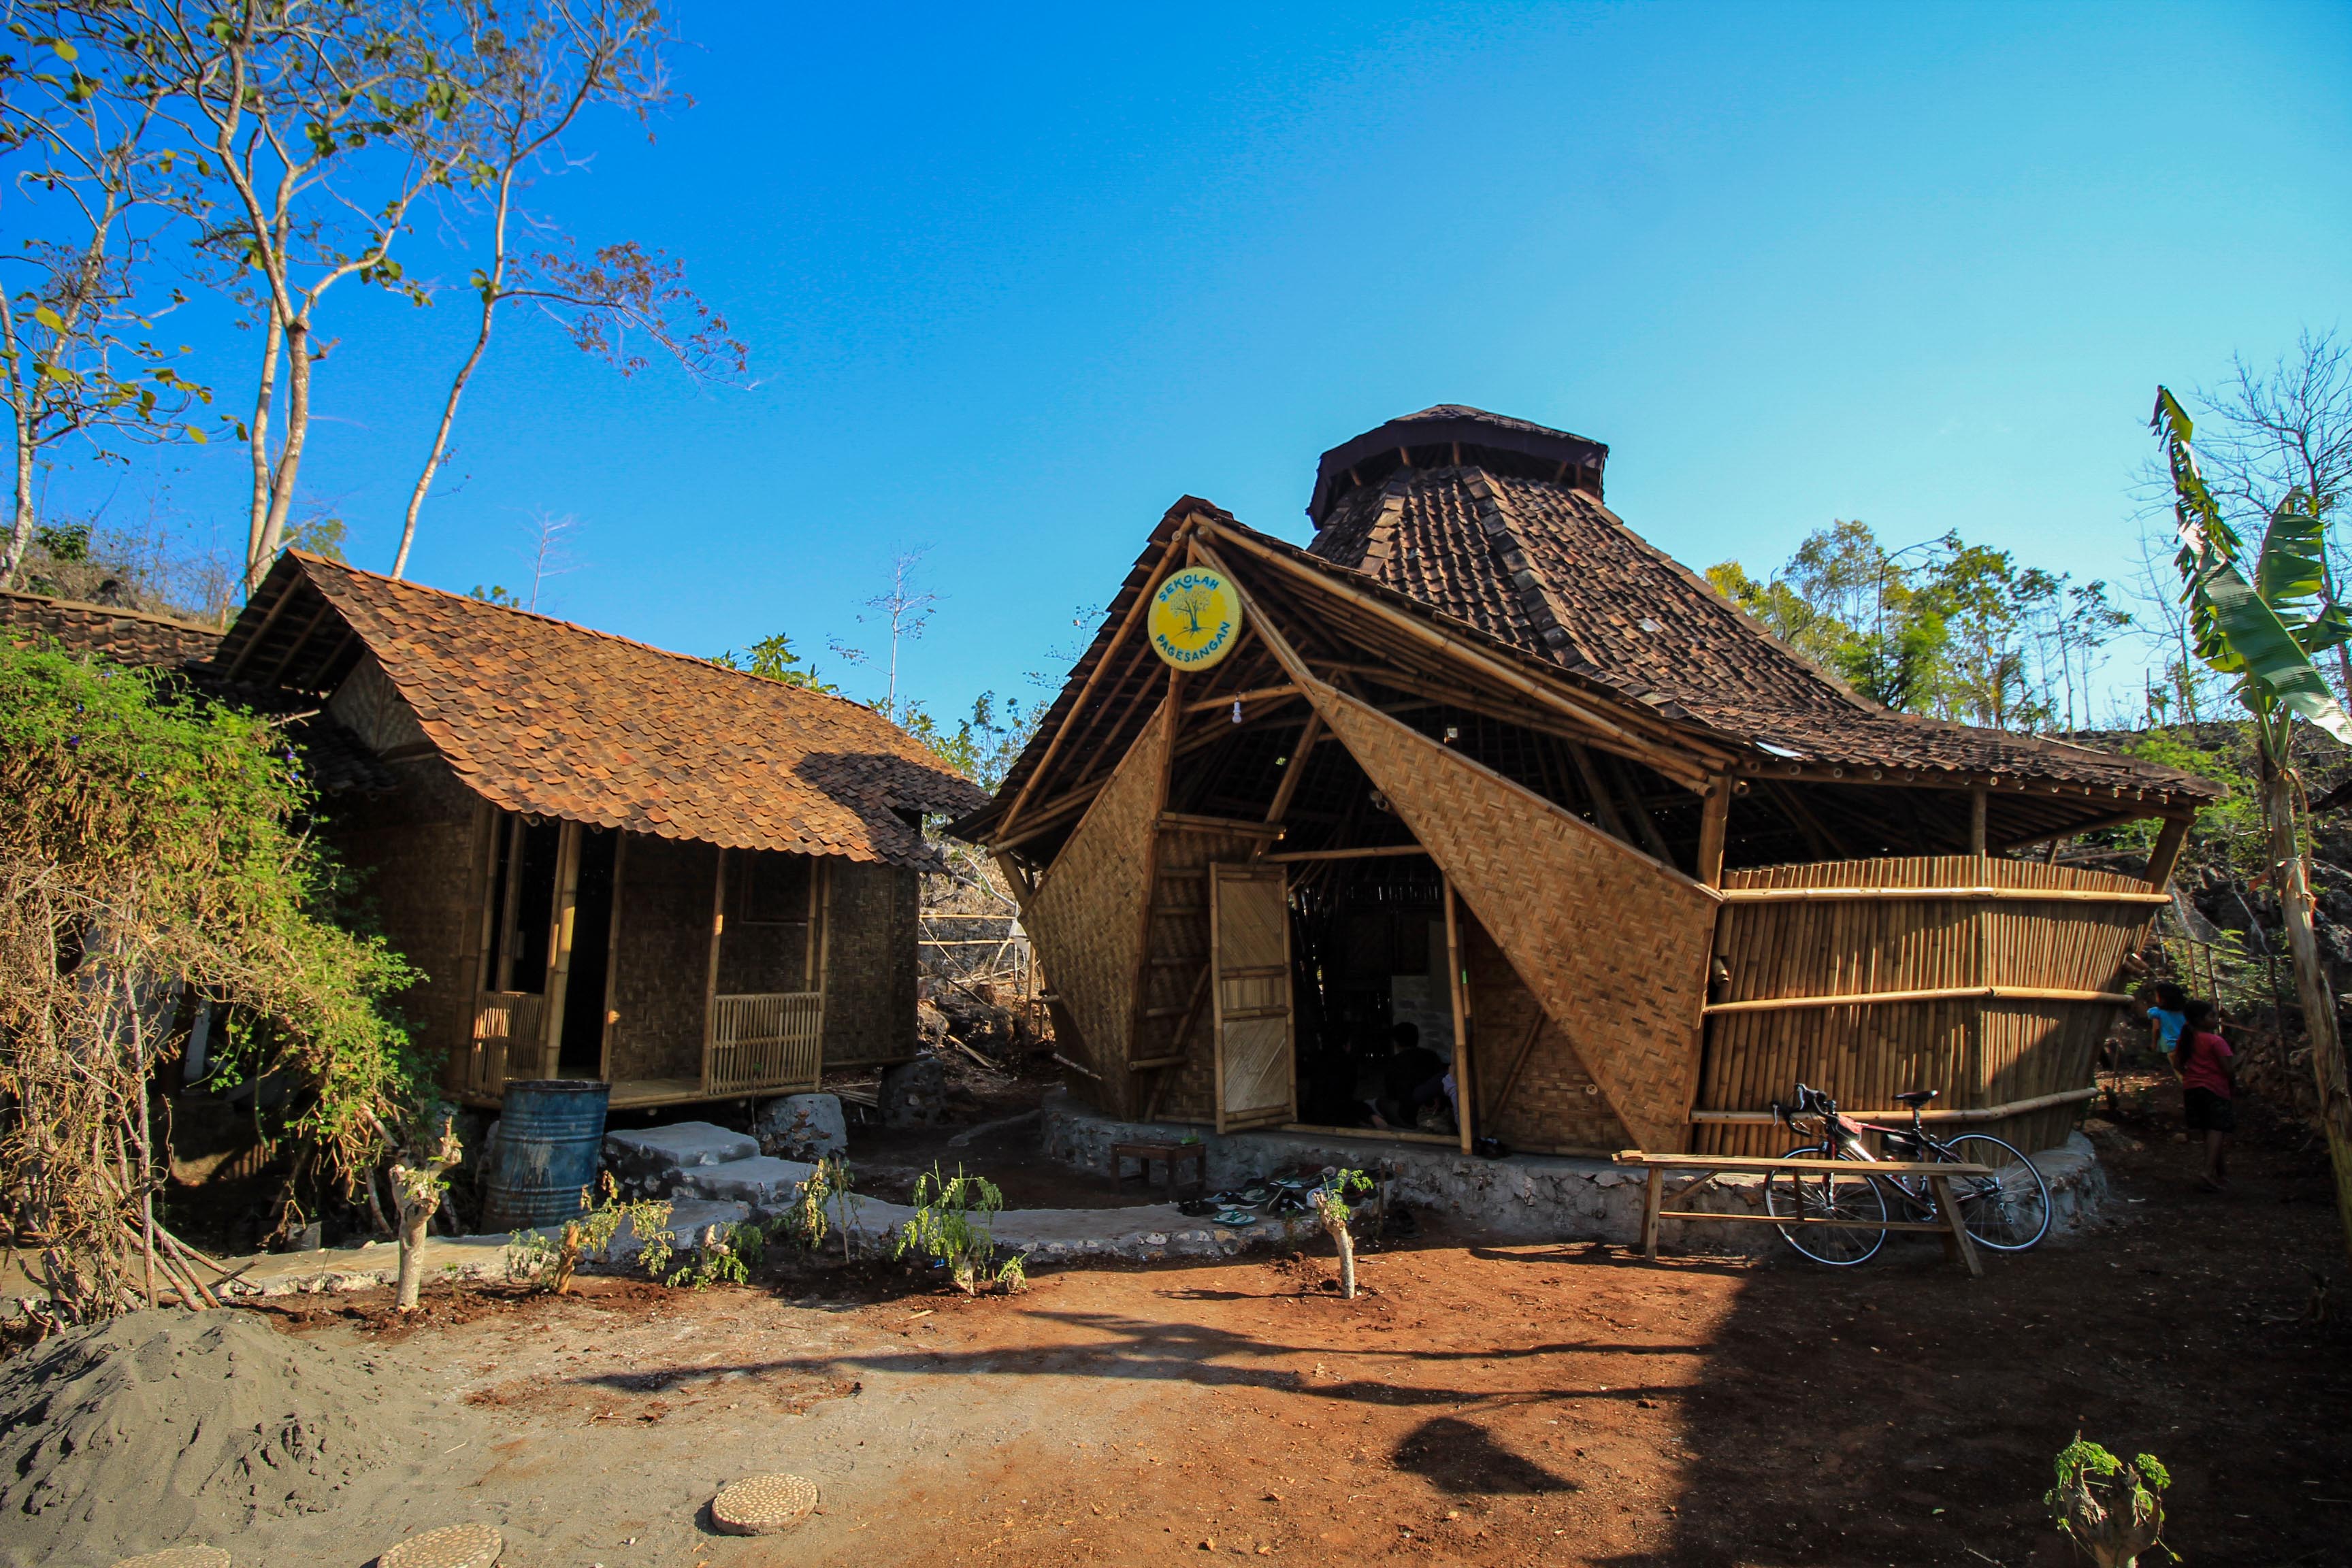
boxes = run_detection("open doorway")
[557,828,619,1077]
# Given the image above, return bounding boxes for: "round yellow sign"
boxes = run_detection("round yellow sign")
[1147,567,1245,671]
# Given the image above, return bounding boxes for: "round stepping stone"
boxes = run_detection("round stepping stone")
[113,1550,230,1568]
[711,1472,820,1535]
[374,1524,503,1568]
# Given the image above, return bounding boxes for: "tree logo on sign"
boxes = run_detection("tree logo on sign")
[1146,568,1244,670]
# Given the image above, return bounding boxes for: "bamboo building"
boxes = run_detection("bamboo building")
[953,407,2220,1158]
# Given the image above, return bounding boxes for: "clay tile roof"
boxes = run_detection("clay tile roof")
[215,554,985,868]
[0,588,223,668]
[1304,456,2218,798]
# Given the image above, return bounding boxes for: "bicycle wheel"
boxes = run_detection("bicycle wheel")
[1764,1143,1887,1266]
[1938,1134,2051,1252]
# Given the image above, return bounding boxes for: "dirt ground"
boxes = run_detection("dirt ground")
[63,1068,2352,1568]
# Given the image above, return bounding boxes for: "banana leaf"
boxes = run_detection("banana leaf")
[2198,553,2352,744]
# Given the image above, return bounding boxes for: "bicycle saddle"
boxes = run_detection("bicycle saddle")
[1892,1088,1938,1107]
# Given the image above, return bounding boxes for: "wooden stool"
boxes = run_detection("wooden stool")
[1113,1140,1207,1197]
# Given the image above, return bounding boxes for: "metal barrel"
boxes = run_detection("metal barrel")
[480,1079,612,1232]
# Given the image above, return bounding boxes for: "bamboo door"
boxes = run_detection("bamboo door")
[1211,864,1295,1132]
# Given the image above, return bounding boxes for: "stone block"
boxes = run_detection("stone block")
[670,1156,816,1207]
[603,1121,757,1182]
[755,1094,848,1161]
[880,1056,949,1128]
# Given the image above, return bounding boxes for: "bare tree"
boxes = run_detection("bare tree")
[0,22,210,585]
[832,544,938,717]
[49,0,480,595]
[517,507,577,610]
[390,0,743,579]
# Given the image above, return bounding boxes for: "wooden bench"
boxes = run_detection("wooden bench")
[1613,1150,1992,1277]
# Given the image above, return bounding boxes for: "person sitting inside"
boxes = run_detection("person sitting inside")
[1373,1022,1448,1132]
[2170,998,2236,1193]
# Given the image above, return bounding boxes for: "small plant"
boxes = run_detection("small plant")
[1311,1167,1375,1300]
[892,1163,1009,1296]
[2046,1436,2172,1567]
[787,1154,861,1262]
[662,1220,768,1288]
[510,1174,676,1292]
[994,1248,1032,1294]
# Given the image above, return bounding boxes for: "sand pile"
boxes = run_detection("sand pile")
[0,1308,472,1566]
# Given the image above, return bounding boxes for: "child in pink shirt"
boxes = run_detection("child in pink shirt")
[2172,998,2236,1192]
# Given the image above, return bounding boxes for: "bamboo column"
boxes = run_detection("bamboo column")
[538,821,584,1081]
[1443,878,1473,1154]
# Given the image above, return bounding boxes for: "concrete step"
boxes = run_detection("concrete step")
[604,1121,759,1183]
[668,1155,817,1207]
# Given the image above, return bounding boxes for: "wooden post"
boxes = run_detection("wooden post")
[1443,877,1473,1154]
[597,833,627,1083]
[812,858,833,1086]
[1969,785,1989,858]
[2143,814,2192,891]
[537,821,583,1080]
[1642,1166,1664,1260]
[1697,775,1731,889]
[1929,1173,1984,1278]
[701,847,728,1095]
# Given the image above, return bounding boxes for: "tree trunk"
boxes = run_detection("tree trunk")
[250,318,310,593]
[1322,1209,1356,1300]
[395,1198,431,1311]
[244,306,284,595]
[2262,754,2352,1262]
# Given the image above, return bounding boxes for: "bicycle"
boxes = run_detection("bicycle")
[1763,1083,2052,1266]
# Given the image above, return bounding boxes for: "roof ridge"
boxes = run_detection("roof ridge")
[1460,468,1601,672]
[292,552,898,726]
[0,585,225,635]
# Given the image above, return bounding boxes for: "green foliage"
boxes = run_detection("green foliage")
[896,690,1039,791]
[892,1162,1012,1295]
[2159,387,2352,755]
[0,643,421,1313]
[281,514,348,562]
[2046,1437,2172,1567]
[711,632,836,691]
[785,1152,861,1262]
[469,583,521,608]
[512,1173,675,1291]
[1710,521,2127,730]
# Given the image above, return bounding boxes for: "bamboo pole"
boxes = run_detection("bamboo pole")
[1717,886,2171,905]
[1703,984,2133,1015]
[1196,521,1722,791]
[996,529,1192,838]
[1443,878,1472,1154]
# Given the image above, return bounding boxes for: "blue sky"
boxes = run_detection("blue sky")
[69,1,2352,721]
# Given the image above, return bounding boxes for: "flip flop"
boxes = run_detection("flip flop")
[1213,1209,1259,1227]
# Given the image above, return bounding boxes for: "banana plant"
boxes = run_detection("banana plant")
[2159,387,2352,1258]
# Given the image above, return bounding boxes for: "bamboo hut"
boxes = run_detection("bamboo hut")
[209,553,984,1111]
[953,407,2219,1159]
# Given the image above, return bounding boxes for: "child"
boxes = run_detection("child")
[2171,998,2236,1192]
[2142,981,2189,1070]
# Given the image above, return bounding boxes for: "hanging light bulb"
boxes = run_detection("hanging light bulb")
[1231,700,1243,724]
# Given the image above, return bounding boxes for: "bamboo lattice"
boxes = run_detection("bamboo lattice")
[1022,701,1171,1113]
[1312,687,1718,1154]
[705,992,826,1095]
[1695,855,2153,1155]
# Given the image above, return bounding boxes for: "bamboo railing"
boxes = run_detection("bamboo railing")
[467,990,548,1096]
[705,991,825,1096]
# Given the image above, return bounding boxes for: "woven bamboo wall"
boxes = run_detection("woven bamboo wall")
[1696,855,2154,1155]
[1024,702,1171,1117]
[1461,912,1630,1153]
[1311,688,1717,1154]
[1134,824,1266,1123]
